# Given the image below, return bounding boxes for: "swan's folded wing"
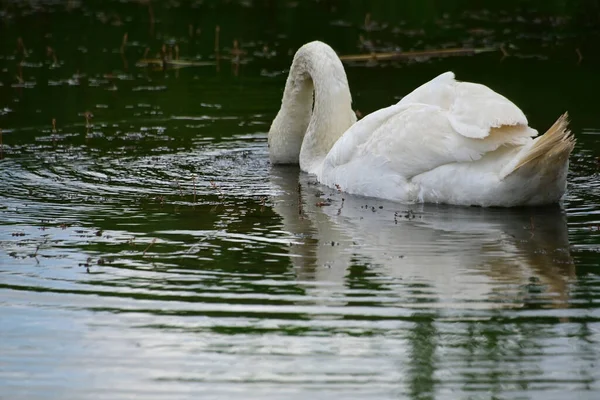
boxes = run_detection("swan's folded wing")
[398,71,455,109]
[353,104,535,180]
[323,103,403,169]
[399,72,535,139]
[448,81,531,138]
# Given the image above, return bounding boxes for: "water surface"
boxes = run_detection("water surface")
[1,1,600,399]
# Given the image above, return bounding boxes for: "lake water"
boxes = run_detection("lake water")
[1,1,600,399]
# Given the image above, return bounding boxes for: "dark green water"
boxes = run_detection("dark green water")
[1,1,600,399]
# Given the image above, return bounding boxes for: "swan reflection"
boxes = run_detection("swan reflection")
[270,166,574,309]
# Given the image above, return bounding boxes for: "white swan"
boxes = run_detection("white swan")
[268,41,575,207]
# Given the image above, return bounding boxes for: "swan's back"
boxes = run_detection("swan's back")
[320,71,572,206]
[324,72,536,178]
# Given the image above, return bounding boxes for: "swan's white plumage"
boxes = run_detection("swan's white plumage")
[398,71,531,138]
[268,41,575,207]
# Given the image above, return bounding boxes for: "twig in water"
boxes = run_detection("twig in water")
[576,48,583,65]
[215,25,220,53]
[136,58,215,68]
[143,238,157,257]
[526,216,535,238]
[231,39,244,60]
[15,67,24,84]
[260,196,267,212]
[316,200,332,207]
[364,12,372,31]
[0,128,3,160]
[51,118,57,145]
[120,33,129,69]
[33,239,47,264]
[337,197,345,216]
[84,112,92,129]
[147,2,155,36]
[230,39,243,76]
[120,33,128,54]
[16,37,28,58]
[193,175,197,202]
[215,26,221,72]
[210,180,224,199]
[339,46,498,62]
[297,183,304,216]
[175,178,183,197]
[500,44,509,61]
[46,46,58,67]
[160,44,168,71]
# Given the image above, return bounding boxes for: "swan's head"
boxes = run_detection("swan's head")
[268,41,356,172]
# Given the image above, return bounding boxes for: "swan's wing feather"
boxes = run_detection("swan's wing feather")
[399,72,534,139]
[325,72,459,170]
[448,82,529,138]
[325,73,537,182]
[354,104,534,180]
[324,103,403,169]
[398,71,455,109]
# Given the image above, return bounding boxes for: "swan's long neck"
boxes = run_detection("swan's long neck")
[268,41,356,175]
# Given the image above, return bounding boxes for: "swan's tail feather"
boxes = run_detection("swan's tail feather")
[501,112,575,179]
